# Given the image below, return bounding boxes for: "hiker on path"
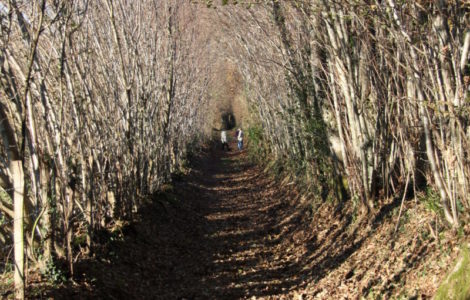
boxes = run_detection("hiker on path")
[221,129,229,151]
[236,128,244,150]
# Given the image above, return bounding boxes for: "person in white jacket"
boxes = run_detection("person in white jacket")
[221,130,229,151]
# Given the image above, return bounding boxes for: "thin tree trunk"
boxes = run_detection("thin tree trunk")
[11,160,24,300]
[40,166,52,267]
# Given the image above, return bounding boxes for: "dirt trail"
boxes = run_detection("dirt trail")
[42,142,453,299]
[43,143,312,299]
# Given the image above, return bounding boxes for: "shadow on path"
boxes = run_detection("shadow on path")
[44,143,362,299]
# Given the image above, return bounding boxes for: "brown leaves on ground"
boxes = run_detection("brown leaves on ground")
[31,142,461,299]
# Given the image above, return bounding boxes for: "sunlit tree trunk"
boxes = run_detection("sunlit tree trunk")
[11,160,24,300]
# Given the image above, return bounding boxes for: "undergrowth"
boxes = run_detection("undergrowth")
[435,245,470,300]
[246,125,268,163]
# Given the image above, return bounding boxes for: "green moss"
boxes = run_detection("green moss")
[73,233,87,248]
[435,245,470,300]
[0,187,12,205]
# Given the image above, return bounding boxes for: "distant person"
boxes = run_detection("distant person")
[221,129,229,151]
[237,128,244,150]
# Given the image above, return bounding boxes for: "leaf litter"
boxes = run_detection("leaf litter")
[24,141,467,299]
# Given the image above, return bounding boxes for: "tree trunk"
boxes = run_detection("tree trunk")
[11,160,24,300]
[40,166,52,268]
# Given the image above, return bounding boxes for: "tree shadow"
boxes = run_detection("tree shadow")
[41,147,371,299]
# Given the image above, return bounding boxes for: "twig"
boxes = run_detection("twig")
[394,170,410,234]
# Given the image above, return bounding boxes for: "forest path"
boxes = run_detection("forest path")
[48,141,315,299]
[41,140,446,300]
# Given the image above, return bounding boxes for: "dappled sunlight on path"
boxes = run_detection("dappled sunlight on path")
[43,142,448,299]
[45,143,321,299]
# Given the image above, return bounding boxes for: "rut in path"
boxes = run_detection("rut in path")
[47,144,318,299]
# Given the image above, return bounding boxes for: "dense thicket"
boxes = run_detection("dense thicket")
[0,0,469,298]
[212,0,469,226]
[0,1,214,296]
